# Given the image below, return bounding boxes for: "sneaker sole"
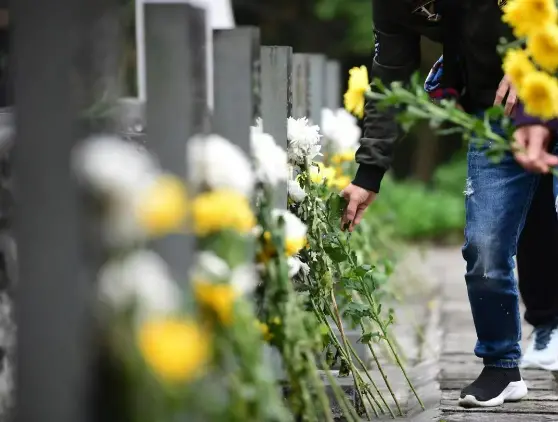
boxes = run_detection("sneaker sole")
[458,380,528,408]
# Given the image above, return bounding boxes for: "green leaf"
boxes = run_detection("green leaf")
[323,246,347,263]
[358,332,380,344]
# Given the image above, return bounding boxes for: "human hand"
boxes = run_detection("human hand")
[513,124,558,173]
[340,183,377,232]
[494,75,518,116]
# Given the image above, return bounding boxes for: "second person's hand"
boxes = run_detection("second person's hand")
[340,183,376,232]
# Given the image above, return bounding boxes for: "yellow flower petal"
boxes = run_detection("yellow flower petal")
[527,24,558,72]
[136,175,189,236]
[503,0,557,37]
[519,70,558,120]
[192,190,256,236]
[194,281,237,325]
[138,318,209,382]
[503,49,536,88]
[285,236,307,256]
[344,66,370,118]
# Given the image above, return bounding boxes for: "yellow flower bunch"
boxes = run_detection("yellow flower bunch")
[330,149,355,165]
[502,0,558,119]
[192,189,256,236]
[344,66,370,118]
[136,175,189,236]
[329,175,351,191]
[138,317,210,382]
[194,280,237,325]
[309,162,336,185]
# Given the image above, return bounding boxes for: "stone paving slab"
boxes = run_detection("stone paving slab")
[431,247,558,422]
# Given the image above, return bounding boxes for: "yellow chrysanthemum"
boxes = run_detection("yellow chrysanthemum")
[309,163,336,185]
[503,49,536,88]
[192,190,256,236]
[285,236,307,256]
[330,149,355,164]
[194,281,237,325]
[344,66,370,118]
[329,175,352,191]
[138,317,209,382]
[136,175,189,236]
[502,0,557,37]
[527,24,558,72]
[519,70,558,120]
[258,322,273,341]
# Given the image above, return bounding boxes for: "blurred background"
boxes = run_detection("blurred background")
[0,0,467,243]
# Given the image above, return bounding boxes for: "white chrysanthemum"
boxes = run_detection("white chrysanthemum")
[192,252,259,295]
[272,209,308,256]
[194,251,230,280]
[288,257,302,277]
[288,257,311,278]
[97,250,181,318]
[287,179,306,202]
[230,264,259,295]
[320,108,361,153]
[250,128,289,186]
[253,117,264,134]
[73,135,159,196]
[287,117,322,164]
[188,134,255,197]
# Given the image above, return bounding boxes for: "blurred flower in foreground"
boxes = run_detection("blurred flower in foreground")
[136,174,189,236]
[193,252,259,295]
[97,249,181,318]
[287,117,322,164]
[321,108,361,154]
[138,317,210,382]
[188,134,255,197]
[329,175,352,191]
[250,127,289,186]
[503,49,535,89]
[344,66,370,118]
[271,209,308,256]
[192,189,256,236]
[520,71,558,120]
[502,0,557,38]
[194,280,237,325]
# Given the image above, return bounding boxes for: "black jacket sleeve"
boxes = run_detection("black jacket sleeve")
[352,1,421,193]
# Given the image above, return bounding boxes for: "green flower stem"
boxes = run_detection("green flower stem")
[317,306,386,416]
[304,352,336,422]
[319,356,362,422]
[363,289,424,410]
[329,290,376,420]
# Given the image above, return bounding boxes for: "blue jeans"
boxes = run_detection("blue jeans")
[464,127,558,368]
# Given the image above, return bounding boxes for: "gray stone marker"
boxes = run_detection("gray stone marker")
[325,60,341,110]
[144,2,208,282]
[213,27,260,153]
[291,54,310,119]
[260,46,292,208]
[13,0,123,421]
[307,54,326,126]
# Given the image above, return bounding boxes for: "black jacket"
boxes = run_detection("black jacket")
[353,0,513,192]
[353,0,443,192]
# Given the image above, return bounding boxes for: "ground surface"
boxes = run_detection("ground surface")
[415,247,558,422]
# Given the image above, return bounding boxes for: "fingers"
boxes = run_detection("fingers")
[342,197,358,231]
[494,77,510,106]
[504,87,517,116]
[514,126,553,173]
[350,205,368,232]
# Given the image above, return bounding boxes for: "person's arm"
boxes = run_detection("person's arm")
[352,1,421,193]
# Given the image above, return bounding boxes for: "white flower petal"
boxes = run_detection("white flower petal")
[97,250,181,317]
[320,108,361,153]
[287,257,302,278]
[73,135,159,196]
[287,117,322,164]
[194,252,231,280]
[251,129,289,186]
[231,264,259,295]
[187,134,255,196]
[271,209,307,239]
[287,179,306,202]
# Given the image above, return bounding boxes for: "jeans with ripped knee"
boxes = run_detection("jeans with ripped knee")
[463,126,558,368]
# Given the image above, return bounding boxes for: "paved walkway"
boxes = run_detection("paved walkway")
[427,247,558,422]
